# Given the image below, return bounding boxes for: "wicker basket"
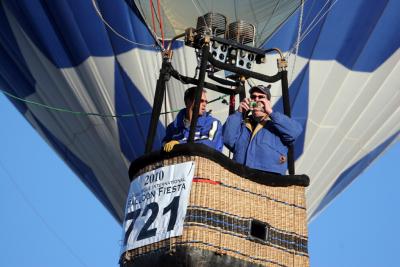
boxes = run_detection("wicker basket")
[121,152,309,267]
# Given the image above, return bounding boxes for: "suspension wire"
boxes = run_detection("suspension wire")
[297,0,338,45]
[258,0,281,44]
[191,0,203,16]
[0,89,227,118]
[286,0,338,59]
[247,79,256,88]
[0,160,89,267]
[91,0,162,49]
[298,0,334,41]
[293,0,330,45]
[157,0,165,48]
[193,0,207,16]
[190,0,212,75]
[191,0,210,32]
[289,0,305,84]
[153,0,166,124]
[234,0,239,21]
[150,0,157,35]
[136,0,163,48]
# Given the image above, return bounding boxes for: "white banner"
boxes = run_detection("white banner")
[120,161,195,254]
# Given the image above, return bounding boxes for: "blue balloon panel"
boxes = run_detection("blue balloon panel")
[0,0,399,222]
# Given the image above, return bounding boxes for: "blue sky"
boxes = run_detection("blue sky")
[0,92,398,267]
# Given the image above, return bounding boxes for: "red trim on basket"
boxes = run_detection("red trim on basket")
[193,177,221,185]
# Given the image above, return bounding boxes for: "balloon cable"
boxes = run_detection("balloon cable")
[286,0,338,59]
[299,0,338,44]
[1,89,227,119]
[157,0,165,48]
[289,0,304,84]
[91,0,162,49]
[150,0,157,36]
[191,0,211,31]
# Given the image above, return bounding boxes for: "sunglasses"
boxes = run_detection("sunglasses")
[250,94,267,100]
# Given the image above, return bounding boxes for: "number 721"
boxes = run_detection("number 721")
[123,196,180,246]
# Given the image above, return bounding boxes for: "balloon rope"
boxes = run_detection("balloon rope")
[258,0,280,42]
[150,0,157,35]
[289,0,305,84]
[191,0,210,31]
[157,0,165,48]
[286,0,338,59]
[1,89,227,118]
[298,0,338,45]
[91,0,160,49]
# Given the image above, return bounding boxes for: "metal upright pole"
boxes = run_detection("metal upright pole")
[145,59,170,153]
[281,70,295,175]
[238,80,246,102]
[230,80,245,115]
[188,43,209,143]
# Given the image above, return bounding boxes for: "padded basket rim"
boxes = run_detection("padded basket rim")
[129,143,309,187]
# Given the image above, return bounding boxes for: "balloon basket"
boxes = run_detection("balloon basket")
[120,144,309,267]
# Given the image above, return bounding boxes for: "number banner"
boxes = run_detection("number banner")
[120,161,195,254]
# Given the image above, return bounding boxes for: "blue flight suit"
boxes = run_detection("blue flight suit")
[163,108,223,152]
[223,111,302,174]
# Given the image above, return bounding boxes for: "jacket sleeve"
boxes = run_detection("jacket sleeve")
[196,119,224,152]
[162,123,174,145]
[222,111,243,152]
[269,111,303,145]
[163,122,186,145]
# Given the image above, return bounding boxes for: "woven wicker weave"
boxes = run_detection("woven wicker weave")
[121,155,309,267]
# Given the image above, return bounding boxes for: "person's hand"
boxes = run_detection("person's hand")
[257,98,273,115]
[238,98,251,113]
[163,140,179,152]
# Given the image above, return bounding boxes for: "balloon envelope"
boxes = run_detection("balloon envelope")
[131,0,301,46]
[0,0,398,223]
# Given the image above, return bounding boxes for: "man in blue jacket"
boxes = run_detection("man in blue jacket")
[223,85,302,175]
[163,86,223,152]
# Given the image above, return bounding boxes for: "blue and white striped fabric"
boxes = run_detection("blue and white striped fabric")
[0,0,398,222]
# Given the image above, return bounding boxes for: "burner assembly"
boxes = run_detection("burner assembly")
[184,12,265,73]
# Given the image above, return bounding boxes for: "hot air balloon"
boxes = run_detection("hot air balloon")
[0,0,398,242]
